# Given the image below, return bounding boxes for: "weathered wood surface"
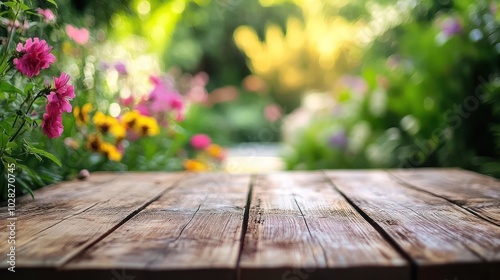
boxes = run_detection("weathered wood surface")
[239,172,408,280]
[65,173,250,280]
[325,170,500,280]
[0,169,499,280]
[0,172,182,267]
[389,168,500,225]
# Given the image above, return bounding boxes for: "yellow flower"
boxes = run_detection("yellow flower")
[62,41,73,55]
[110,124,126,141]
[86,133,102,151]
[121,110,141,129]
[99,142,123,162]
[134,115,160,137]
[93,112,120,135]
[206,144,225,160]
[74,103,93,126]
[183,159,208,172]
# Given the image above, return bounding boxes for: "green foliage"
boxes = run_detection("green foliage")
[285,0,500,177]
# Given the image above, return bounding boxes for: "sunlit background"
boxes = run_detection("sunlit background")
[8,0,500,180]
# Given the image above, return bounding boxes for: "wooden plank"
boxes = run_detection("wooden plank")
[0,172,181,272]
[325,170,500,280]
[63,173,251,280]
[0,173,120,254]
[389,168,500,225]
[239,172,409,280]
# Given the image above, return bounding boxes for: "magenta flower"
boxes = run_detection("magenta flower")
[120,95,135,107]
[191,134,211,150]
[14,38,55,78]
[148,76,184,113]
[41,73,75,138]
[37,8,55,23]
[42,103,64,138]
[47,72,75,113]
[114,62,128,75]
[65,25,90,45]
[440,17,462,38]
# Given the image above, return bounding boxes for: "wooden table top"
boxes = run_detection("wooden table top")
[0,169,499,280]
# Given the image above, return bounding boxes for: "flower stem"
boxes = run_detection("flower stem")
[9,92,43,143]
[0,3,21,70]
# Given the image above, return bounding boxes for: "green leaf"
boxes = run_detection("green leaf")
[5,141,17,151]
[2,155,16,164]
[47,0,58,8]
[0,81,23,95]
[16,163,44,186]
[20,3,30,11]
[3,2,17,9]
[16,177,35,199]
[0,118,14,135]
[27,147,62,167]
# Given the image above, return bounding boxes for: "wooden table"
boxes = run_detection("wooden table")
[1,169,499,280]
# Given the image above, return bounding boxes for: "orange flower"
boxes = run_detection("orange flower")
[206,144,225,160]
[183,159,208,172]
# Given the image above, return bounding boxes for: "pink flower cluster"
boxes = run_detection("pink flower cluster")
[65,25,90,45]
[135,76,185,122]
[14,38,55,78]
[37,8,55,23]
[190,134,211,150]
[42,73,75,138]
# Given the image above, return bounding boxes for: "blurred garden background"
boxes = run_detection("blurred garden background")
[1,0,500,198]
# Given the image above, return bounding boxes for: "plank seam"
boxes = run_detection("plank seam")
[292,194,329,266]
[386,170,500,228]
[57,173,187,270]
[236,174,255,280]
[322,170,417,280]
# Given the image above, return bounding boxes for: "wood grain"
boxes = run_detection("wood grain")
[63,173,251,280]
[326,170,500,280]
[389,168,500,225]
[0,172,181,270]
[0,173,119,255]
[239,172,409,280]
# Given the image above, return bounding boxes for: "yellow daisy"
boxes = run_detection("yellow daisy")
[99,142,123,162]
[134,115,160,137]
[86,133,102,151]
[121,110,141,129]
[93,112,119,134]
[73,103,93,126]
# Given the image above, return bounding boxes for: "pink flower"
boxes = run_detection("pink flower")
[190,134,211,150]
[37,8,55,23]
[41,73,75,139]
[114,62,128,75]
[440,17,462,37]
[120,95,135,107]
[65,25,90,45]
[13,38,55,78]
[42,103,64,138]
[147,76,184,113]
[47,72,75,113]
[264,104,282,122]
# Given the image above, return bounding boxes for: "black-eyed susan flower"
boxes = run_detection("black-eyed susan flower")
[183,159,208,172]
[73,103,93,126]
[110,124,126,142]
[86,133,102,151]
[134,115,160,137]
[121,110,141,129]
[93,112,120,134]
[98,142,122,162]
